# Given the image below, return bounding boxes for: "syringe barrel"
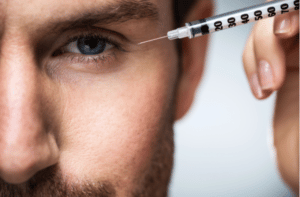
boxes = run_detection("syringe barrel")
[187,0,297,38]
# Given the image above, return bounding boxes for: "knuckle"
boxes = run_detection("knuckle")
[253,18,275,39]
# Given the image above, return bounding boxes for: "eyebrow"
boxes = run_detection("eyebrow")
[49,0,159,34]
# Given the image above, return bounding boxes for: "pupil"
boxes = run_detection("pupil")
[77,36,106,55]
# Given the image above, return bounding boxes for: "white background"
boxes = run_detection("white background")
[170,0,297,196]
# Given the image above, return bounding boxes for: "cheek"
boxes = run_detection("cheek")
[55,44,178,187]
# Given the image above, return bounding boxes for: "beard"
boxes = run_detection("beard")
[0,165,116,197]
[0,98,176,197]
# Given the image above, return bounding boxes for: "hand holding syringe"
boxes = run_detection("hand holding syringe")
[140,0,299,192]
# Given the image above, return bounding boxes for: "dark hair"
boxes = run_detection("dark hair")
[172,0,197,71]
[173,0,197,27]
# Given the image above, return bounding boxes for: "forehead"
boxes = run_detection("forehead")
[0,0,170,24]
[0,0,174,42]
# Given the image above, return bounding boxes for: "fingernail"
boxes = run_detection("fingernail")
[274,17,291,34]
[258,60,274,90]
[251,73,263,98]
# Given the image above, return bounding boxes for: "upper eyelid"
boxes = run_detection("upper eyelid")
[63,33,117,50]
[64,35,115,49]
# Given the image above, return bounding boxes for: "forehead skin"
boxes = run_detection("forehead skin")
[1,0,170,42]
[0,0,178,196]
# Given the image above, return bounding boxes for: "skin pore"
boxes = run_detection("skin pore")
[0,0,181,196]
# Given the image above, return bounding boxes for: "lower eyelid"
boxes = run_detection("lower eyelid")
[66,53,118,73]
[69,51,116,64]
[48,48,127,76]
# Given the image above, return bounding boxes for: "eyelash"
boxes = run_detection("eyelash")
[53,31,124,64]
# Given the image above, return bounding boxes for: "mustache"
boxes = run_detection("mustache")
[0,165,116,197]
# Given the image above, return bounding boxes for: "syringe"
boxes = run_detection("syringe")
[139,0,299,45]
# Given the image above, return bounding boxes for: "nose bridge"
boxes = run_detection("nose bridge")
[0,35,42,142]
[0,35,59,184]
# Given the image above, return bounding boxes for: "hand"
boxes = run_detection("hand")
[243,3,299,193]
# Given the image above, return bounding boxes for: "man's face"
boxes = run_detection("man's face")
[0,0,179,196]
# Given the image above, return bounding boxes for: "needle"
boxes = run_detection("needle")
[138,35,168,45]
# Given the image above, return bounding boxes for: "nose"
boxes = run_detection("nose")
[0,39,59,184]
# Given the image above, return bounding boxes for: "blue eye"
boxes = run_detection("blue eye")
[77,36,106,55]
[64,35,114,55]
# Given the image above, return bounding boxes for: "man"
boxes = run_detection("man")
[0,0,298,196]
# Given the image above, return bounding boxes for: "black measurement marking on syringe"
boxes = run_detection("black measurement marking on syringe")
[241,14,250,24]
[191,1,298,37]
[228,17,236,28]
[214,21,223,31]
[268,7,276,17]
[295,0,299,10]
[281,3,289,14]
[254,10,263,21]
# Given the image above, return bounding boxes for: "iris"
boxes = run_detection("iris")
[77,36,107,55]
